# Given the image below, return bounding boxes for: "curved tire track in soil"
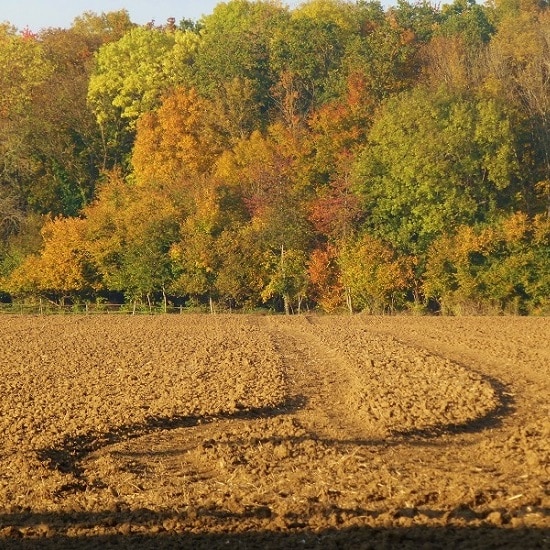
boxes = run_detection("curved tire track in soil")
[260,316,504,443]
[48,314,506,509]
[36,398,304,482]
[41,314,505,484]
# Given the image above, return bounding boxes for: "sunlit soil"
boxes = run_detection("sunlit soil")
[0,314,547,548]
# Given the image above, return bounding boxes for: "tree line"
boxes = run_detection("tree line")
[0,0,548,314]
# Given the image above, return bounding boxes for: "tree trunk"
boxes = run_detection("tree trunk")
[345,287,353,314]
[283,294,290,316]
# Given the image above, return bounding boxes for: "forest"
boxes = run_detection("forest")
[0,0,548,314]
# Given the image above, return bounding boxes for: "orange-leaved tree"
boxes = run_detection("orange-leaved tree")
[308,244,345,312]
[132,87,225,187]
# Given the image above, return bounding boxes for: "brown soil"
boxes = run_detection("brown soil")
[0,314,548,549]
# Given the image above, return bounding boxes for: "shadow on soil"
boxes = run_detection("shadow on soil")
[0,507,547,549]
[371,328,518,440]
[36,397,306,480]
[389,370,515,440]
[37,364,514,483]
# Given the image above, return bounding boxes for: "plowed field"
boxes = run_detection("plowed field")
[0,315,548,549]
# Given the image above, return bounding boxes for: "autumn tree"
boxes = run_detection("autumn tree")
[214,125,313,311]
[83,171,180,307]
[1,1,549,314]
[0,12,138,218]
[424,213,550,314]
[5,216,99,303]
[0,24,52,116]
[132,87,225,186]
[339,233,413,313]
[338,2,419,105]
[305,76,372,241]
[168,174,248,309]
[0,25,53,209]
[71,9,135,43]
[308,244,345,312]
[215,128,295,216]
[486,4,550,214]
[87,26,197,170]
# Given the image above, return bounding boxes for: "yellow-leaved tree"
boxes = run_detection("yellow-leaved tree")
[339,233,413,313]
[5,216,98,303]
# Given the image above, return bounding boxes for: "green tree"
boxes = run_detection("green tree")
[438,0,494,47]
[23,28,106,215]
[168,175,246,309]
[88,26,179,126]
[194,0,287,135]
[353,87,520,256]
[83,172,180,306]
[214,225,267,309]
[0,211,43,290]
[261,246,308,314]
[424,213,550,314]
[170,227,218,309]
[270,6,348,122]
[391,0,441,44]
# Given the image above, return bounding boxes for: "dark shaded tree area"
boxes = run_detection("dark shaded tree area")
[1,0,548,314]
